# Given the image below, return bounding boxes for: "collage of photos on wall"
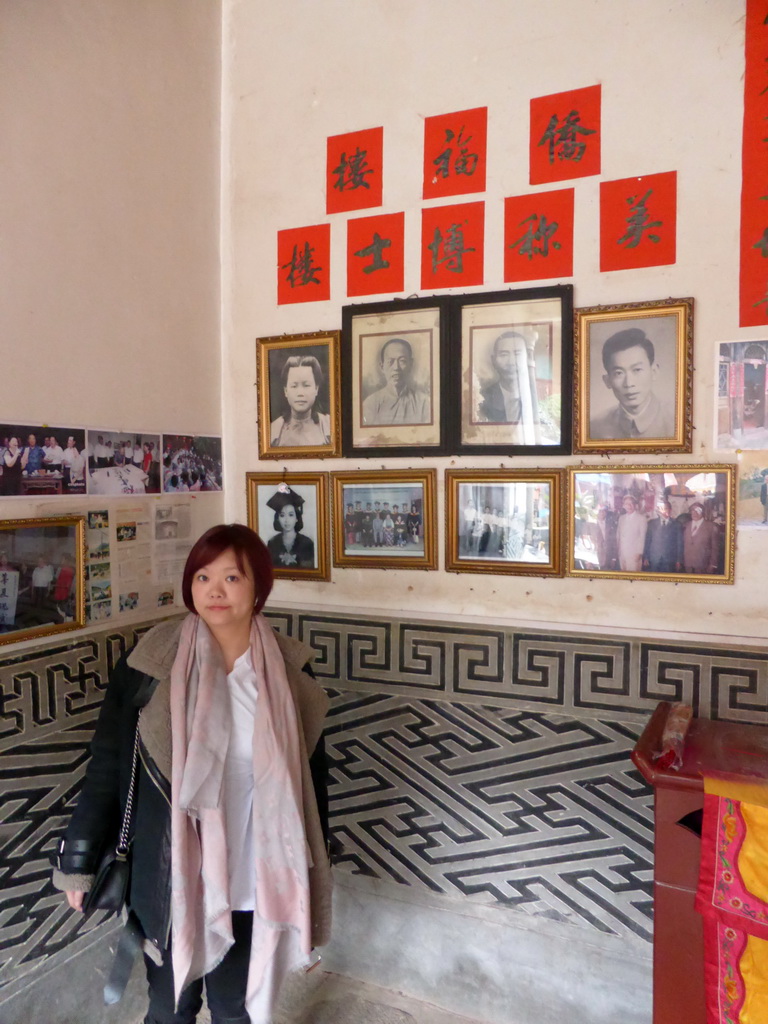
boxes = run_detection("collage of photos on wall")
[250,284,747,587]
[0,425,223,498]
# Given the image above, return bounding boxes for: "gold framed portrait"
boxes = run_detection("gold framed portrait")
[246,471,330,581]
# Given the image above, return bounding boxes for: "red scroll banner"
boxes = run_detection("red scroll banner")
[740,0,768,327]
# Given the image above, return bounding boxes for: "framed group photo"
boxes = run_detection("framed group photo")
[567,465,735,583]
[0,516,86,645]
[445,469,564,576]
[573,297,694,453]
[341,296,450,457]
[450,285,573,456]
[331,469,437,569]
[246,472,330,581]
[257,331,341,459]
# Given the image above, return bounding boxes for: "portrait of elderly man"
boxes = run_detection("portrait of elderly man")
[362,337,431,426]
[478,330,533,424]
[590,327,674,441]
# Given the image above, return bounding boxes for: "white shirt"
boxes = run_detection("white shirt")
[224,649,258,910]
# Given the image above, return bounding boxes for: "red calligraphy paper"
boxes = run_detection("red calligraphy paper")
[740,0,768,326]
[277,224,331,305]
[423,107,487,200]
[326,126,383,215]
[347,212,405,297]
[421,202,484,290]
[530,85,601,185]
[600,172,677,272]
[504,189,574,282]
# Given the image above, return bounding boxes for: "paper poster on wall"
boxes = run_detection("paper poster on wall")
[600,171,677,272]
[0,424,87,497]
[326,126,383,214]
[420,201,484,290]
[85,430,161,494]
[422,106,487,200]
[739,0,768,326]
[115,503,154,613]
[504,189,574,282]
[737,451,768,528]
[162,435,222,492]
[716,341,768,449]
[346,212,405,297]
[529,84,600,185]
[85,509,112,623]
[153,499,193,606]
[277,224,331,305]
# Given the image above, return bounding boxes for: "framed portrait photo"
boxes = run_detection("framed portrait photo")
[341,296,449,457]
[257,331,341,459]
[566,465,735,584]
[574,297,693,453]
[331,469,437,569]
[246,471,330,581]
[449,285,573,456]
[0,515,86,646]
[445,469,564,576]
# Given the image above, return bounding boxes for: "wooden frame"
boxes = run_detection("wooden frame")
[448,284,574,456]
[0,515,86,645]
[257,331,341,459]
[573,297,694,453]
[445,469,564,576]
[331,468,437,569]
[341,296,450,457]
[246,471,330,581]
[566,465,735,583]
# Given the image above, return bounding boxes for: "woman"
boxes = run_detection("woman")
[266,488,315,569]
[269,355,330,448]
[53,524,331,1024]
[1,437,23,495]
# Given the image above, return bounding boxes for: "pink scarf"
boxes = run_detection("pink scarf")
[169,613,311,1021]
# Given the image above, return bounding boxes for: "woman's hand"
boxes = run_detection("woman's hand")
[65,890,85,912]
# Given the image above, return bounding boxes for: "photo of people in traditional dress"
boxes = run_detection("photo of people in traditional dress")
[587,316,678,444]
[468,325,558,445]
[268,346,331,449]
[86,430,161,495]
[0,424,87,496]
[458,482,551,563]
[162,434,222,492]
[359,332,433,428]
[0,526,79,634]
[253,482,319,571]
[341,483,425,556]
[572,470,730,578]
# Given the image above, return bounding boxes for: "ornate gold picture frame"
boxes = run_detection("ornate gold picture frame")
[0,515,86,645]
[445,469,564,576]
[574,297,694,454]
[246,471,330,581]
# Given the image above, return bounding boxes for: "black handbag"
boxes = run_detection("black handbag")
[82,714,141,916]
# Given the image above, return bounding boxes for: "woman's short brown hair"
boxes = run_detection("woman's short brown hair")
[181,523,273,615]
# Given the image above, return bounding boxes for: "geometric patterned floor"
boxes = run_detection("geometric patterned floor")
[327,691,654,942]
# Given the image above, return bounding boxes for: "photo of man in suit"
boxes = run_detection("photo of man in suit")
[590,328,674,441]
[682,502,720,574]
[478,331,529,424]
[643,498,683,573]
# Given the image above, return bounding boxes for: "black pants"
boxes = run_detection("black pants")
[143,911,252,1024]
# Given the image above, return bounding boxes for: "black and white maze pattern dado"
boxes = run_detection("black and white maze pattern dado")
[325,690,655,942]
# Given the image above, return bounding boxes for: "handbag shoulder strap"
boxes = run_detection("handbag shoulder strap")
[116,711,141,856]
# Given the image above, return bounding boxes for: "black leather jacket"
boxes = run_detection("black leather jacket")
[54,652,329,951]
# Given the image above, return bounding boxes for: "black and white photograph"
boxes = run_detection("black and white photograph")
[86,429,162,494]
[342,297,448,456]
[246,471,330,581]
[331,469,437,569]
[257,331,341,459]
[575,298,693,453]
[445,470,563,577]
[0,424,87,496]
[0,516,85,645]
[454,286,573,456]
[568,466,735,583]
[163,434,223,492]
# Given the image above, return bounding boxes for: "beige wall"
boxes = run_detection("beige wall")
[223,0,768,643]
[1,0,222,433]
